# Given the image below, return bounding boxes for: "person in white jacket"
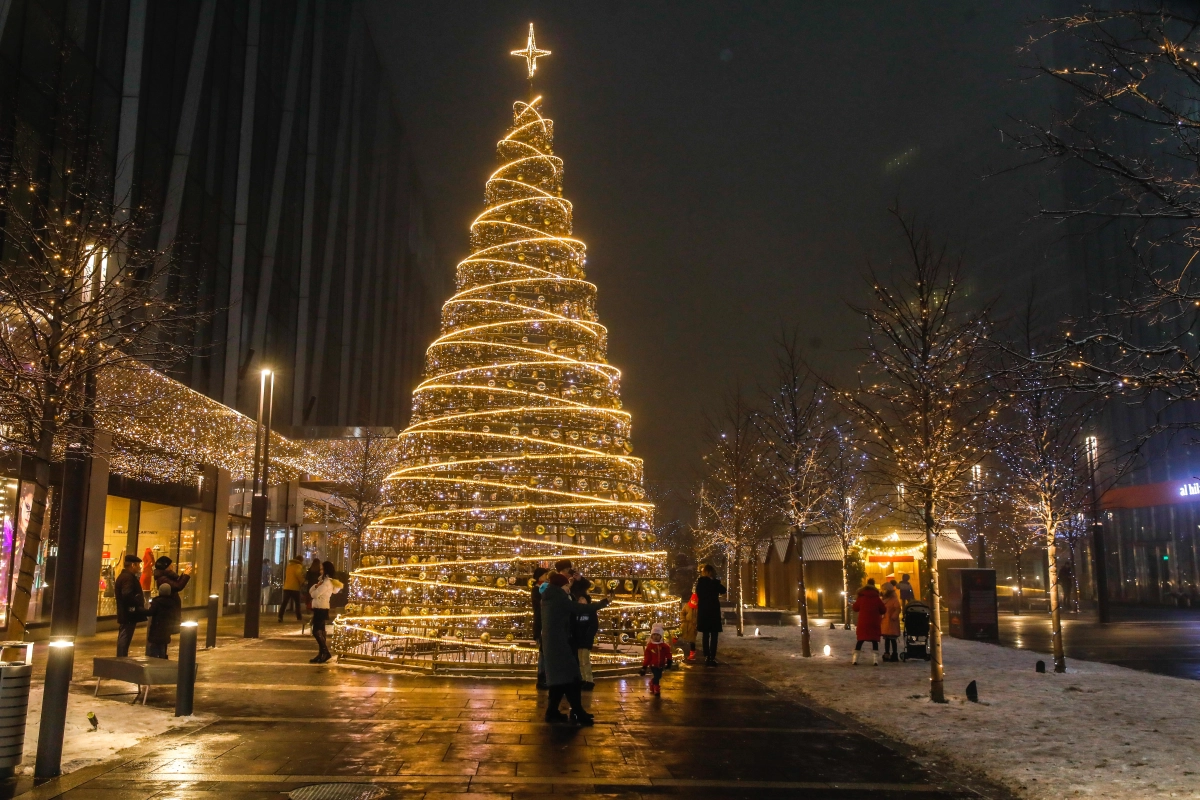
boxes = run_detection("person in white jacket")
[308,560,342,663]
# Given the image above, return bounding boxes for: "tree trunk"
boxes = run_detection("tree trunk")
[735,544,744,636]
[841,555,850,630]
[924,498,946,703]
[796,528,810,657]
[1014,558,1024,616]
[1047,526,1066,673]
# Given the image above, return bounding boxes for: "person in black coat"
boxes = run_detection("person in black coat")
[114,555,146,657]
[569,577,611,691]
[531,567,549,688]
[541,572,592,725]
[694,564,727,666]
[145,583,179,659]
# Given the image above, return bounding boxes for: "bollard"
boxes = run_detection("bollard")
[205,595,219,649]
[176,621,199,717]
[34,639,74,779]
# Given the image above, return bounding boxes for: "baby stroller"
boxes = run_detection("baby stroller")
[899,601,931,661]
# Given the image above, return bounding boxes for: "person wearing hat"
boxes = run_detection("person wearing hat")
[640,623,673,695]
[153,555,191,600]
[541,571,592,724]
[114,554,147,657]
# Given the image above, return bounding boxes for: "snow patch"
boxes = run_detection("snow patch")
[18,686,193,775]
[724,625,1200,800]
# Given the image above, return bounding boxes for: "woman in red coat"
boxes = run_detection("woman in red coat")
[851,578,886,666]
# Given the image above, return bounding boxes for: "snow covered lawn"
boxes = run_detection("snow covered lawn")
[723,624,1200,799]
[18,685,194,775]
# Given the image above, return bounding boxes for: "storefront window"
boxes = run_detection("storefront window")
[225,518,251,608]
[137,502,181,596]
[0,478,19,629]
[179,509,213,606]
[96,496,132,616]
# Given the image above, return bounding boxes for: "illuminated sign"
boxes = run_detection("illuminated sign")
[1179,482,1200,497]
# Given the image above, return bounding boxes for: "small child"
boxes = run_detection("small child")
[640,623,673,695]
[145,583,175,659]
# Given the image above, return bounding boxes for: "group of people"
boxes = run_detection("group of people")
[851,573,915,665]
[529,560,731,724]
[113,551,343,664]
[114,553,191,659]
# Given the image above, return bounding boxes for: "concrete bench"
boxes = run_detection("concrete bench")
[92,657,178,705]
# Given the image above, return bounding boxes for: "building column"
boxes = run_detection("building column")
[76,433,112,637]
[112,0,147,224]
[154,0,216,259]
[223,0,262,408]
[248,0,311,366]
[307,13,360,424]
[290,0,325,426]
[210,468,231,616]
[336,66,367,425]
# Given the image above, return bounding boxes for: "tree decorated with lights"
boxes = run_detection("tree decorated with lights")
[333,27,675,665]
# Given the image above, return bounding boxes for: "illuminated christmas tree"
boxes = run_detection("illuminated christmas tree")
[334,27,676,668]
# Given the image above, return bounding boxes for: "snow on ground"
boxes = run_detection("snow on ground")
[18,685,194,775]
[723,624,1200,800]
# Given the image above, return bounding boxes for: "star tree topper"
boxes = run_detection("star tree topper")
[511,23,550,78]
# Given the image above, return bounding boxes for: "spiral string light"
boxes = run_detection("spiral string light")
[333,39,677,663]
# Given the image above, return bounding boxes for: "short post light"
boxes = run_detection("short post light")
[176,621,199,717]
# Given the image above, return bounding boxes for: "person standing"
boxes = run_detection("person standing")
[881,584,902,662]
[114,555,146,657]
[695,564,726,666]
[640,623,673,695]
[153,556,191,599]
[308,560,342,663]
[852,578,886,665]
[897,573,915,606]
[541,572,591,725]
[678,592,698,662]
[145,583,178,659]
[531,566,549,689]
[569,577,610,691]
[278,556,305,622]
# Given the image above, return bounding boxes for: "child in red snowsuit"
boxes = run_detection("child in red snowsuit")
[640,623,673,695]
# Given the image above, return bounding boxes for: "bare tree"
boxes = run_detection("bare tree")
[995,305,1096,673]
[991,494,1047,618]
[321,429,399,564]
[820,420,884,629]
[839,209,995,703]
[1015,7,1200,403]
[753,332,829,657]
[696,388,769,637]
[0,129,195,638]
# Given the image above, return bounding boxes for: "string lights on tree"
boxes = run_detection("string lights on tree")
[333,27,675,667]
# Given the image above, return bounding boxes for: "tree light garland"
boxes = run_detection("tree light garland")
[333,71,676,665]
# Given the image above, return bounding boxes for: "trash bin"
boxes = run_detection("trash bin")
[0,642,34,777]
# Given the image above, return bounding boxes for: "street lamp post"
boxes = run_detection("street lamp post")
[1085,435,1111,624]
[244,369,274,638]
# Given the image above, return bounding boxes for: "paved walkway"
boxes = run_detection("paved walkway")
[9,617,1005,799]
[998,607,1200,680]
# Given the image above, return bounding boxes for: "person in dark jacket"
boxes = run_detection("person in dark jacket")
[531,567,549,688]
[145,583,178,659]
[541,572,591,725]
[852,578,886,666]
[569,577,610,691]
[114,555,146,657]
[153,556,191,601]
[694,564,727,666]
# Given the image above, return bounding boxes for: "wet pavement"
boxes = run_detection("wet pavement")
[997,606,1200,681]
[5,616,1008,800]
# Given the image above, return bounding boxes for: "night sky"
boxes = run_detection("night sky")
[364,1,1067,509]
